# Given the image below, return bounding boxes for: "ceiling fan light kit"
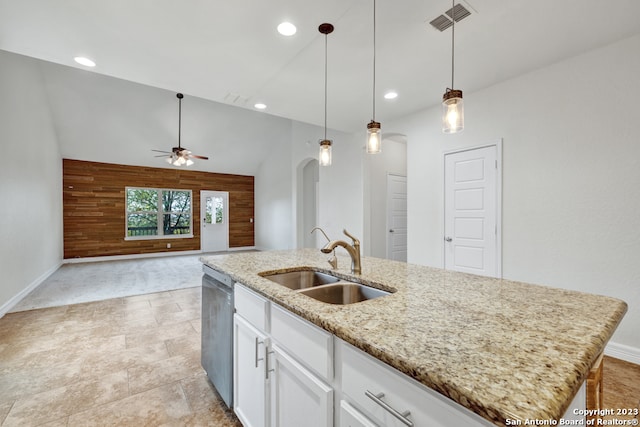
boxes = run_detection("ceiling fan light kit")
[152,93,209,166]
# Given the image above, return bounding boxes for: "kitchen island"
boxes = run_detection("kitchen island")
[201,249,627,426]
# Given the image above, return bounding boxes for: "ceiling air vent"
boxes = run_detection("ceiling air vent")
[224,92,249,106]
[429,3,471,32]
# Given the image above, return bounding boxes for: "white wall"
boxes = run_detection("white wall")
[254,123,294,251]
[0,51,63,314]
[387,35,640,352]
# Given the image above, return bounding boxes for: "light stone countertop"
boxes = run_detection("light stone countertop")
[200,249,627,426]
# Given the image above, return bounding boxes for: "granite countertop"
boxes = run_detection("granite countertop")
[200,249,627,426]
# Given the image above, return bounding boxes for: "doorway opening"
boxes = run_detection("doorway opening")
[296,158,319,248]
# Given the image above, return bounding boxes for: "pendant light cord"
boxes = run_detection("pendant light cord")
[451,0,455,90]
[372,0,377,120]
[324,32,328,141]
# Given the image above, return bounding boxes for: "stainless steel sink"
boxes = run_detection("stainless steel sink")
[297,283,390,305]
[260,269,340,290]
[260,268,392,304]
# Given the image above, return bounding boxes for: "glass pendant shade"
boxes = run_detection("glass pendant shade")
[442,89,464,134]
[319,139,332,166]
[366,121,382,154]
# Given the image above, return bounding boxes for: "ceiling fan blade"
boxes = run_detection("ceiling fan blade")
[190,154,209,160]
[152,149,172,154]
[154,154,170,158]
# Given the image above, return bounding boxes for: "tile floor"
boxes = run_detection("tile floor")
[0,287,241,426]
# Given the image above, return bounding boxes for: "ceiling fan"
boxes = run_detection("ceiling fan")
[153,93,209,166]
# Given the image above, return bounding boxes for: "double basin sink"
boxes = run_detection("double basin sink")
[260,269,391,305]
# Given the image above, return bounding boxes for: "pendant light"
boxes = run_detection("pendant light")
[442,0,464,134]
[318,23,334,166]
[366,0,382,154]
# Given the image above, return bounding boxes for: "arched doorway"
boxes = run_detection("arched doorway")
[296,158,319,248]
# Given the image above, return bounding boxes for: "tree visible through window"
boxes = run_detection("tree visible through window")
[205,196,224,224]
[126,188,192,238]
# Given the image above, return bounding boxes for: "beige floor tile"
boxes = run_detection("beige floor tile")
[154,308,201,326]
[122,298,152,309]
[190,319,202,335]
[67,383,192,427]
[38,418,69,427]
[178,375,241,427]
[79,341,171,379]
[0,400,14,425]
[2,371,128,426]
[165,334,200,358]
[0,359,85,403]
[124,321,196,349]
[127,353,203,396]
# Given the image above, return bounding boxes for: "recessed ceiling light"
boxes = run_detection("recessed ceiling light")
[384,91,398,100]
[277,22,297,36]
[254,103,267,110]
[74,56,96,67]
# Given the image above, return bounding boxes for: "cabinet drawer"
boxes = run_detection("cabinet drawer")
[340,400,378,427]
[270,303,333,381]
[340,340,491,427]
[234,283,269,331]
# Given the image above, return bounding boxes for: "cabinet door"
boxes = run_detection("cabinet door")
[270,344,333,427]
[340,400,378,427]
[234,314,268,427]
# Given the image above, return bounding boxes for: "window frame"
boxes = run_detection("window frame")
[125,187,194,240]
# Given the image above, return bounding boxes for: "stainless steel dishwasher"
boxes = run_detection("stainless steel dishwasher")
[201,264,234,408]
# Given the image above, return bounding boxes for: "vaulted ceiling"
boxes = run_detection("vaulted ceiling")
[1,0,640,173]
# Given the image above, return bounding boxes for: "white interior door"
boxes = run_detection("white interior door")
[444,144,501,278]
[386,174,407,261]
[201,190,229,253]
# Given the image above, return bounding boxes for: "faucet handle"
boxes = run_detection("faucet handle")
[342,229,360,245]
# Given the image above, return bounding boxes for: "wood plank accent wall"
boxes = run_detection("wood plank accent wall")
[63,159,254,259]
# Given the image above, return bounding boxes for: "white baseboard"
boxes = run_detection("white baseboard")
[226,246,256,252]
[605,341,640,365]
[63,247,257,265]
[63,250,203,264]
[0,262,62,317]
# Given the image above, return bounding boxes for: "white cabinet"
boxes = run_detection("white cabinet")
[340,340,493,427]
[270,303,333,381]
[270,344,333,427]
[233,315,268,427]
[340,401,378,427]
[234,283,334,427]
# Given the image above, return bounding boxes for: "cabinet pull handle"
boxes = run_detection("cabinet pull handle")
[255,338,264,368]
[365,390,414,427]
[266,350,275,379]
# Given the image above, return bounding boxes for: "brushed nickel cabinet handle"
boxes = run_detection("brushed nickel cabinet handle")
[255,338,264,368]
[266,350,275,379]
[365,390,414,426]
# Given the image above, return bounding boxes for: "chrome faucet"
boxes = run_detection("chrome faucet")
[311,227,338,269]
[321,229,361,274]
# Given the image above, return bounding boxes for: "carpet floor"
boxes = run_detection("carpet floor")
[11,254,206,312]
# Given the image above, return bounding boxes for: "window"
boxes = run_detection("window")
[205,196,224,224]
[126,187,193,239]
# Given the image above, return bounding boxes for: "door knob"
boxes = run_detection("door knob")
[444,237,452,242]
[389,229,395,233]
